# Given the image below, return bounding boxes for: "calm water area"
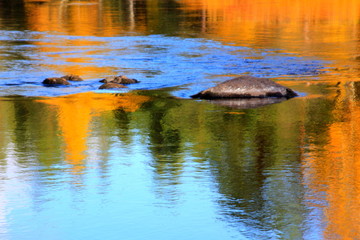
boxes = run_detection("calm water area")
[1,0,360,239]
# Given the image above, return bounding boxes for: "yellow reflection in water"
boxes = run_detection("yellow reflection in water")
[36,92,150,174]
[303,84,360,239]
[181,0,360,71]
[23,0,115,77]
[182,1,359,44]
[21,0,360,60]
[24,0,100,34]
[21,0,360,78]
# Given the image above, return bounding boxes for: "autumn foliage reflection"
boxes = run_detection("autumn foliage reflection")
[181,0,360,61]
[19,0,360,65]
[36,92,150,174]
[23,0,116,77]
[2,0,360,238]
[302,83,360,239]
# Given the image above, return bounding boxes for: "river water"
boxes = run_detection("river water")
[1,0,360,239]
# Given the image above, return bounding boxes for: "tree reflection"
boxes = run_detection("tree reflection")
[301,83,360,239]
[136,95,184,202]
[0,0,26,30]
[112,109,133,147]
[35,92,150,177]
[1,82,360,238]
[3,0,360,63]
[177,100,310,239]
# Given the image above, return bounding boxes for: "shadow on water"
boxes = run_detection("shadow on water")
[0,0,26,30]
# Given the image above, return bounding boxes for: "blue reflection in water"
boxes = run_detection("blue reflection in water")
[1,137,246,240]
[0,30,324,97]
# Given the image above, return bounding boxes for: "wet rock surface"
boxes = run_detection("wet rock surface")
[42,77,71,85]
[98,82,127,89]
[100,75,140,84]
[191,76,298,99]
[61,74,84,81]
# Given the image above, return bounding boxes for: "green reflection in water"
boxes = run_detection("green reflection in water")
[0,82,339,239]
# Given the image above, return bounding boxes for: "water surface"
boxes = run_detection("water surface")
[1,0,360,239]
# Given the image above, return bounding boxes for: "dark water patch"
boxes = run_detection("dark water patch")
[4,83,22,86]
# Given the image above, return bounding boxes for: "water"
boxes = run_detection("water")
[0,31,322,97]
[1,0,360,239]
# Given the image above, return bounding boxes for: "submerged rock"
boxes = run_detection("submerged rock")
[191,76,297,99]
[100,75,139,84]
[99,83,127,89]
[61,74,84,81]
[42,77,71,85]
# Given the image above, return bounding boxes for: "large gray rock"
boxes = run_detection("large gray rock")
[191,76,297,99]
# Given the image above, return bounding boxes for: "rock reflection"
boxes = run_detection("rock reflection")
[208,97,286,109]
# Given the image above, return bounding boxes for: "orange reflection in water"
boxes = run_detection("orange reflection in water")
[183,0,360,22]
[181,0,360,61]
[23,0,116,78]
[303,86,360,239]
[24,0,100,34]
[36,92,150,174]
[21,0,360,78]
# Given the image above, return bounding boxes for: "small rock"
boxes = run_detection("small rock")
[100,75,139,84]
[42,77,71,85]
[99,83,128,89]
[191,76,297,99]
[61,74,84,81]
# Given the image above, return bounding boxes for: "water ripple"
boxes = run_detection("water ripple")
[0,31,325,97]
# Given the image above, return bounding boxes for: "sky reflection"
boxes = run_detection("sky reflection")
[0,31,324,97]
